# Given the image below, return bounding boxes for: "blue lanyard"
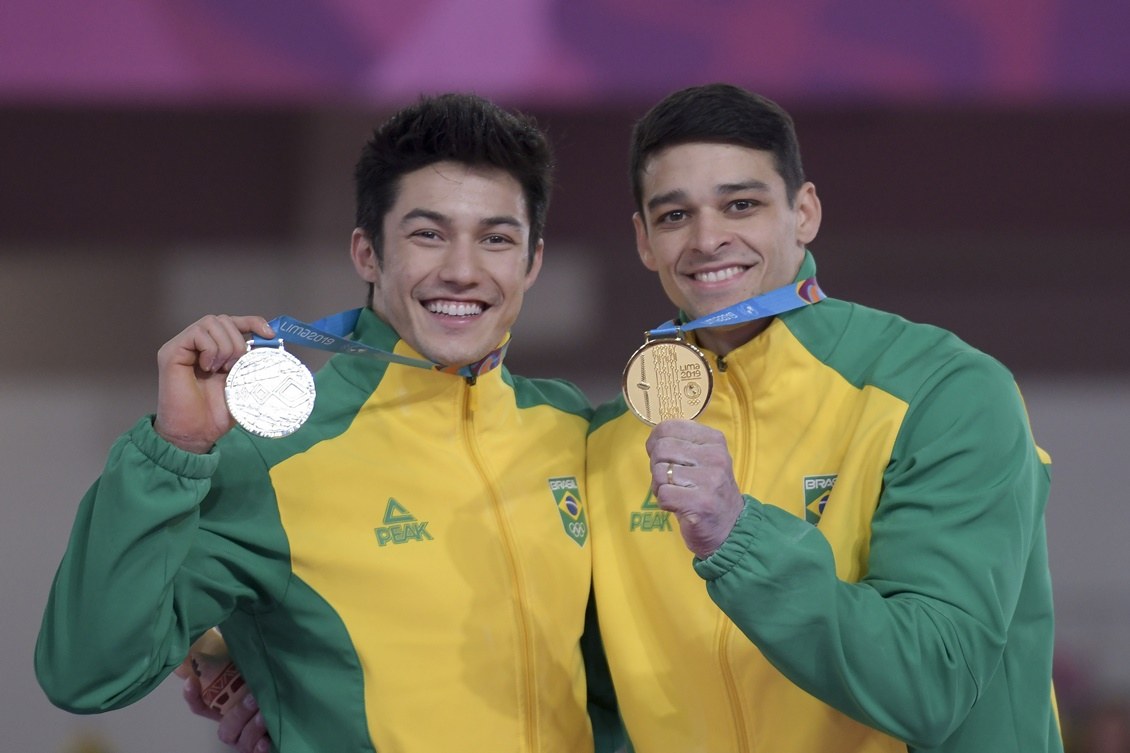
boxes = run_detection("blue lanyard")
[647,277,825,338]
[252,309,509,379]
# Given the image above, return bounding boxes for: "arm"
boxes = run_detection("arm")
[652,356,1050,747]
[34,316,279,712]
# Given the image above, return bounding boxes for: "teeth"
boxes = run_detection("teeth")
[694,266,743,283]
[426,300,483,316]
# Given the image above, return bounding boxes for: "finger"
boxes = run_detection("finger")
[218,316,278,372]
[647,418,703,444]
[230,693,268,753]
[177,315,270,374]
[207,316,257,373]
[646,426,703,467]
[655,475,695,504]
[650,420,728,459]
[183,676,221,721]
[173,656,193,679]
[166,316,234,374]
[237,712,269,753]
[219,314,277,352]
[649,459,669,492]
[217,692,259,745]
[227,315,275,342]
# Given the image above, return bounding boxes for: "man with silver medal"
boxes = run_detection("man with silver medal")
[35,94,622,753]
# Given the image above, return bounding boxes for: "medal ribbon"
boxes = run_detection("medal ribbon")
[647,277,826,338]
[251,309,509,379]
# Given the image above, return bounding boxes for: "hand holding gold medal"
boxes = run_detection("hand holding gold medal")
[627,280,827,558]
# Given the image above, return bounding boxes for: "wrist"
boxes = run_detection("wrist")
[153,417,215,454]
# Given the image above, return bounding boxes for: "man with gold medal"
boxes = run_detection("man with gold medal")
[588,84,1060,753]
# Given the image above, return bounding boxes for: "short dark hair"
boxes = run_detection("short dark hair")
[629,83,806,211]
[354,93,554,267]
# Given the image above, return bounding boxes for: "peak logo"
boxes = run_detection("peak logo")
[803,474,837,525]
[629,489,673,533]
[374,498,433,547]
[548,476,588,547]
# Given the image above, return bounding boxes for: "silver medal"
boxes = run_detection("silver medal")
[225,341,316,438]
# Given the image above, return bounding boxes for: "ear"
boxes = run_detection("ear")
[794,182,822,246]
[633,212,658,271]
[351,228,380,283]
[523,238,544,291]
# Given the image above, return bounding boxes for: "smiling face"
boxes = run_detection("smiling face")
[351,161,542,368]
[634,142,821,356]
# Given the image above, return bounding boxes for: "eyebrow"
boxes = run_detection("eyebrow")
[645,180,772,212]
[400,208,448,227]
[400,208,524,230]
[480,215,524,230]
[718,180,771,195]
[645,189,688,212]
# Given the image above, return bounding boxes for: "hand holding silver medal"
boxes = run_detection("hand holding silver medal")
[224,309,511,438]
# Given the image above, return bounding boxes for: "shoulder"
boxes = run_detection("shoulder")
[589,394,632,435]
[788,297,1014,404]
[506,372,594,420]
[795,300,1042,467]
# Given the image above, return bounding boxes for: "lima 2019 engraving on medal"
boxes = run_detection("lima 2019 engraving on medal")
[621,337,713,425]
[224,342,316,438]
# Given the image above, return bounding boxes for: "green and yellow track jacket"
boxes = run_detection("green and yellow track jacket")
[588,252,1060,753]
[37,309,605,752]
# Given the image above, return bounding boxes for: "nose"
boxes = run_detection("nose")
[690,211,731,255]
[438,237,479,285]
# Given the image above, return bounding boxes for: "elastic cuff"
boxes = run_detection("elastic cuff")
[129,416,221,480]
[694,495,760,581]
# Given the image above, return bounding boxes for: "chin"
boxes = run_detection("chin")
[426,344,489,369]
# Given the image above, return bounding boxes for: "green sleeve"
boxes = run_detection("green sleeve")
[694,354,1050,748]
[35,417,285,714]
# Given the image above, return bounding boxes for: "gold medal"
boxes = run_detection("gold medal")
[225,341,316,438]
[174,628,249,715]
[621,334,713,425]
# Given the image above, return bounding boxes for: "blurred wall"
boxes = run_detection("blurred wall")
[3,96,1129,753]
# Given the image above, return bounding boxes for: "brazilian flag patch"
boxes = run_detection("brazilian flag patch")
[803,474,837,525]
[547,476,588,547]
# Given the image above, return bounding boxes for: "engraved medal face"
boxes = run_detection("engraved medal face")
[225,345,316,438]
[621,337,713,425]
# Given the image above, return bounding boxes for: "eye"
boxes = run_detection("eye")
[408,228,448,247]
[728,199,758,213]
[482,233,518,247]
[656,209,688,225]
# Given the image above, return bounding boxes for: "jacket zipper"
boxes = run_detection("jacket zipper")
[717,359,754,752]
[460,381,538,751]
